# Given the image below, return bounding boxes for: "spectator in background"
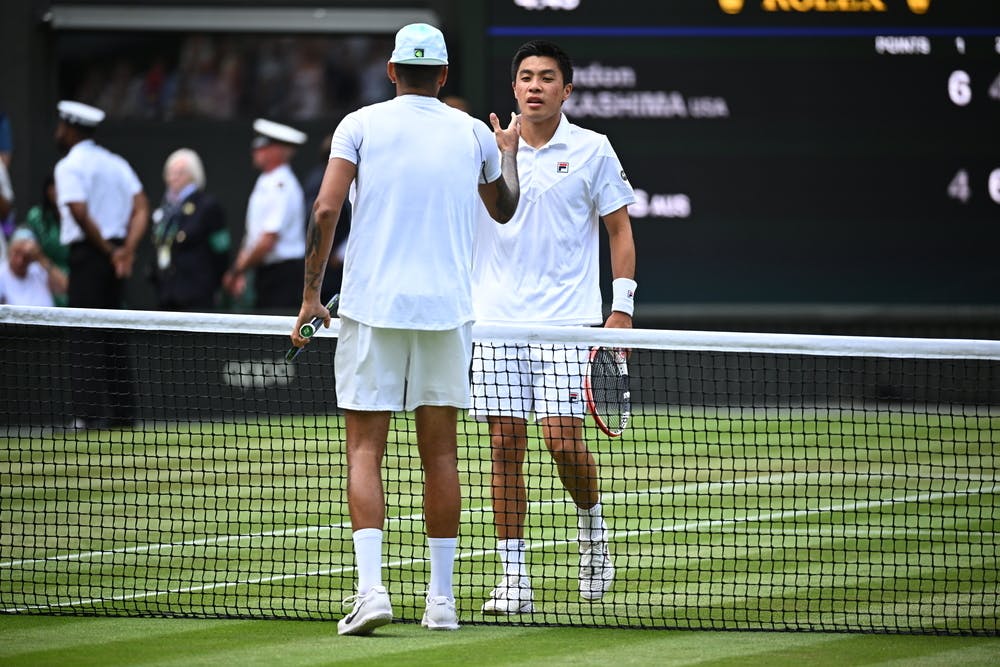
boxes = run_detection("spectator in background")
[252,40,292,118]
[0,228,67,306]
[323,42,361,113]
[24,174,70,306]
[0,109,11,167]
[358,47,395,104]
[150,148,230,311]
[223,118,306,313]
[289,40,326,120]
[301,133,332,215]
[0,110,14,238]
[302,132,351,301]
[54,100,149,429]
[96,61,143,118]
[0,153,13,238]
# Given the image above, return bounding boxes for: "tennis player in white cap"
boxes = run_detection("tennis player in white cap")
[223,118,307,312]
[54,99,149,429]
[290,22,521,635]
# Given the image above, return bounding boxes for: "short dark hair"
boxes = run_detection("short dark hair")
[510,40,573,85]
[394,63,445,91]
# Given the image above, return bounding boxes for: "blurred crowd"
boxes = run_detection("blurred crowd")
[0,30,473,312]
[65,33,395,121]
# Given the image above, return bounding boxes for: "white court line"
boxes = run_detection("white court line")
[1,471,795,569]
[3,481,994,613]
[4,469,993,569]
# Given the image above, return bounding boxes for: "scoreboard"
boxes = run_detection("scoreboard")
[484,0,1000,304]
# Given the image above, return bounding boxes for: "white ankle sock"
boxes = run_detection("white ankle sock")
[577,502,606,542]
[353,528,383,595]
[428,537,457,599]
[498,538,527,578]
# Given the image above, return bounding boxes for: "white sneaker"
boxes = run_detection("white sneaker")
[337,585,393,636]
[421,595,460,630]
[481,575,534,615]
[579,537,614,600]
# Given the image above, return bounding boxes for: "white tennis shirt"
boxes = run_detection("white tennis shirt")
[472,114,635,326]
[330,94,502,330]
[55,140,143,245]
[0,262,53,307]
[244,163,305,265]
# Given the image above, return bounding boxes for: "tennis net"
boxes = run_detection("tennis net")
[1,305,997,634]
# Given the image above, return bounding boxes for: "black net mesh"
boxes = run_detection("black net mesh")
[0,307,997,633]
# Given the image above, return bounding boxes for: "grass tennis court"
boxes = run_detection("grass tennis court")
[2,408,996,637]
[2,614,999,666]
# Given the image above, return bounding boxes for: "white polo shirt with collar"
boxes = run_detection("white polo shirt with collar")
[55,139,144,245]
[472,113,635,326]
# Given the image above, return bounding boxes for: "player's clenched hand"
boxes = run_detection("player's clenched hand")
[604,311,633,358]
[490,112,520,154]
[290,298,330,348]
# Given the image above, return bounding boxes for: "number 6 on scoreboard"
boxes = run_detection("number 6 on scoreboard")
[583,346,631,437]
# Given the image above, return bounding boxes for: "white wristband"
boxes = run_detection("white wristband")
[611,278,637,317]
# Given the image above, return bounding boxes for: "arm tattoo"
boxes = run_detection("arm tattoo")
[304,213,327,293]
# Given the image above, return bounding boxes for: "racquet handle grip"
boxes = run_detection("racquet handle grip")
[287,294,339,363]
[298,294,339,339]
[299,321,317,338]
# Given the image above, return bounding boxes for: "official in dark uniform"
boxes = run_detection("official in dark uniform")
[151,148,230,311]
[53,100,149,429]
[223,118,306,313]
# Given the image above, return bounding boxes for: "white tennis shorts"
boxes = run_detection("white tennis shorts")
[335,317,473,412]
[470,342,587,421]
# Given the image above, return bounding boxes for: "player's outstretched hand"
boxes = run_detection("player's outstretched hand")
[490,111,521,154]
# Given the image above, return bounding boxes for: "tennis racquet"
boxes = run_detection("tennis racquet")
[583,346,631,437]
[285,293,339,362]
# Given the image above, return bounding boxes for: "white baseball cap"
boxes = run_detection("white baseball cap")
[389,23,448,66]
[252,118,307,148]
[57,100,105,127]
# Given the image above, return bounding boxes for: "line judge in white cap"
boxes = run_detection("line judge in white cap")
[222,118,307,312]
[289,22,521,636]
[53,99,149,429]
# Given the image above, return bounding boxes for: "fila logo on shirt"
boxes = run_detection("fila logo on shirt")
[556,161,569,173]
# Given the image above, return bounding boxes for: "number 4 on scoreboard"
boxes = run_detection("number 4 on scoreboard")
[947,169,971,204]
[990,73,1000,101]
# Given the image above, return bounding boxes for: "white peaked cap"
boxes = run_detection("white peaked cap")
[57,100,106,127]
[252,118,307,146]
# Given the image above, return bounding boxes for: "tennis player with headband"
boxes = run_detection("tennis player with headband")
[470,39,637,614]
[290,23,520,635]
